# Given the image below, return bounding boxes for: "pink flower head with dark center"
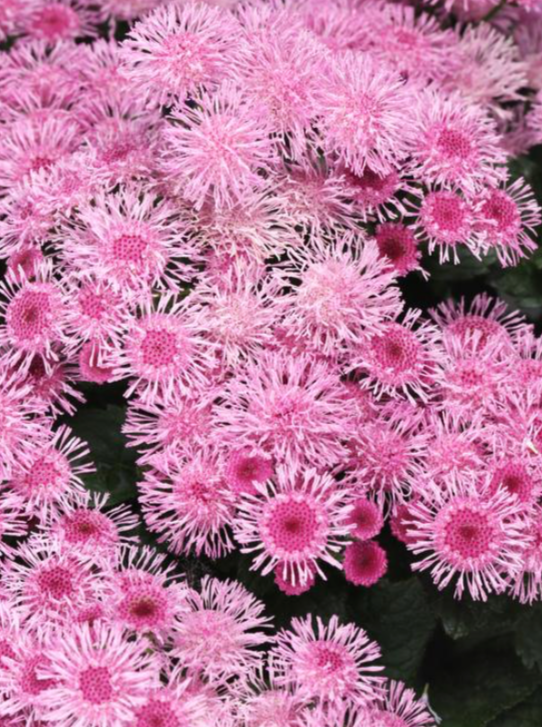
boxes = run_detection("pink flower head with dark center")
[106,546,188,639]
[1,538,101,633]
[347,499,384,541]
[236,667,310,726]
[362,679,438,727]
[62,187,195,301]
[10,424,94,522]
[64,278,129,351]
[415,189,478,264]
[163,83,274,210]
[473,178,541,267]
[488,457,540,507]
[46,492,139,558]
[316,51,412,176]
[270,615,384,707]
[78,341,116,385]
[429,293,530,351]
[342,166,422,223]
[0,114,82,190]
[173,576,271,684]
[225,448,274,497]
[216,351,353,468]
[132,683,208,727]
[120,1,244,106]
[234,465,352,587]
[138,447,236,559]
[37,621,160,725]
[408,485,528,600]
[410,90,507,194]
[0,183,54,258]
[351,309,443,403]
[375,223,424,277]
[0,271,67,372]
[123,387,216,465]
[5,246,46,284]
[343,541,388,587]
[22,354,84,417]
[279,234,402,357]
[24,0,104,43]
[118,295,216,402]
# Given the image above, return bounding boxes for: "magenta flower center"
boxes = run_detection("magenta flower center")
[266,500,319,553]
[137,699,181,727]
[63,511,110,543]
[140,329,179,367]
[25,458,62,489]
[444,509,494,559]
[481,191,519,233]
[437,128,472,160]
[313,643,345,672]
[9,291,51,339]
[79,666,113,704]
[38,565,74,598]
[112,234,149,264]
[79,288,107,320]
[21,656,54,695]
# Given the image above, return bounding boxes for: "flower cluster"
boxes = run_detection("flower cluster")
[0,0,541,723]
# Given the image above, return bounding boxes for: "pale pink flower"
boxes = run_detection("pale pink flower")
[132,683,208,727]
[375,223,424,278]
[172,576,270,684]
[274,562,316,597]
[61,187,195,300]
[350,309,444,403]
[315,51,412,176]
[361,679,438,727]
[23,0,104,43]
[410,90,507,193]
[37,621,160,727]
[116,295,216,401]
[234,465,352,586]
[22,354,85,417]
[0,183,54,257]
[120,1,245,106]
[270,615,384,707]
[297,0,368,53]
[1,538,102,632]
[0,270,68,373]
[5,245,46,282]
[279,234,402,357]
[225,448,274,497]
[415,189,479,264]
[341,166,422,223]
[138,447,236,558]
[162,84,274,210]
[235,668,310,726]
[123,387,216,464]
[10,424,94,522]
[78,341,117,385]
[347,499,384,541]
[343,541,388,587]
[215,352,353,468]
[408,485,528,600]
[473,178,541,266]
[0,114,82,190]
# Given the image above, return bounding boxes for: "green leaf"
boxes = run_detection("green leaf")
[350,577,436,683]
[430,590,520,641]
[430,644,540,727]
[67,405,138,505]
[488,686,542,726]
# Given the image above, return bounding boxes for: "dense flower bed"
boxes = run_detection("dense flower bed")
[0,0,542,725]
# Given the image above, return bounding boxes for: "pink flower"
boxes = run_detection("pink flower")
[408,485,528,600]
[225,447,274,497]
[138,447,236,559]
[61,186,196,300]
[410,89,507,193]
[10,424,94,522]
[22,355,84,417]
[116,295,216,402]
[415,189,479,264]
[37,621,160,726]
[215,352,353,468]
[172,576,270,684]
[132,683,208,727]
[362,679,438,726]
[342,166,422,223]
[270,615,384,707]
[274,562,316,596]
[473,178,541,266]
[23,0,104,43]
[347,499,384,541]
[234,465,352,586]
[279,234,402,357]
[343,541,388,587]
[120,1,244,106]
[162,84,274,210]
[375,223,424,277]
[509,508,542,604]
[0,487,27,556]
[315,51,412,176]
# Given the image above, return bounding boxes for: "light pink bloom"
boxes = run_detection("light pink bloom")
[162,84,274,210]
[120,1,245,106]
[270,615,384,707]
[138,447,236,559]
[172,576,271,684]
[215,352,353,468]
[415,189,479,264]
[37,622,160,727]
[21,355,85,417]
[361,679,438,726]
[225,448,274,497]
[509,508,542,604]
[23,0,104,43]
[408,485,528,600]
[274,562,316,596]
[234,465,352,586]
[0,487,27,557]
